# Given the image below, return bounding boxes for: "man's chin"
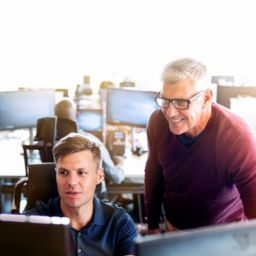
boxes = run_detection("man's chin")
[62,199,81,209]
[169,125,185,135]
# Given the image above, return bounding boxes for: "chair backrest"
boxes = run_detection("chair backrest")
[23,162,108,212]
[25,162,59,210]
[22,117,57,175]
[34,117,57,145]
[56,117,78,141]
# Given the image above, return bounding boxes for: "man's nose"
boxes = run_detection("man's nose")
[67,172,79,185]
[165,103,179,117]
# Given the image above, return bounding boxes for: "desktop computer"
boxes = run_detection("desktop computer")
[106,130,126,156]
[0,214,73,256]
[135,220,256,256]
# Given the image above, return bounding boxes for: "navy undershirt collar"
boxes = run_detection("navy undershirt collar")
[176,132,203,148]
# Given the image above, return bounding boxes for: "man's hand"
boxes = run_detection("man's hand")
[166,221,178,232]
[146,228,161,235]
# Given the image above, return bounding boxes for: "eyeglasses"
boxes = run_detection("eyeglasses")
[155,90,204,110]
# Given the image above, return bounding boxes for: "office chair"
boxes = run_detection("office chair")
[12,162,108,213]
[22,117,57,176]
[22,116,77,176]
[56,117,78,141]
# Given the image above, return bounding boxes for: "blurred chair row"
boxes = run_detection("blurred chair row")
[22,117,78,176]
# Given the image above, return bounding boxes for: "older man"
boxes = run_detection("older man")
[145,58,256,233]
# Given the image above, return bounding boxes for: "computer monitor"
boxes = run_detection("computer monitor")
[19,87,69,102]
[135,220,256,256]
[77,109,104,141]
[106,88,159,128]
[0,90,55,130]
[0,214,73,256]
[77,109,103,132]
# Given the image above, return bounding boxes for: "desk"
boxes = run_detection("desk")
[0,135,27,213]
[107,182,145,223]
[120,149,147,183]
[0,136,26,178]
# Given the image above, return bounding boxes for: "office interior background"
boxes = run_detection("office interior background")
[1,0,256,130]
[0,4,255,155]
[2,2,256,253]
[1,0,256,206]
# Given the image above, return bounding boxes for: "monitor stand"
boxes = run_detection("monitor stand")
[28,127,34,144]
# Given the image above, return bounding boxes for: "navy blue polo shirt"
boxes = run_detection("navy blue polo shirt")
[25,197,137,256]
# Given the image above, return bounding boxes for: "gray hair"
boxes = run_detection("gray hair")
[162,58,207,85]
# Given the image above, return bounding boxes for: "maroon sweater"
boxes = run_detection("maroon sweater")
[145,103,256,230]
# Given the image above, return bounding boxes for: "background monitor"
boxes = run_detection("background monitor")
[106,88,159,128]
[77,109,103,132]
[135,220,256,256]
[0,90,55,130]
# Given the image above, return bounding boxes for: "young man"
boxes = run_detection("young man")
[145,58,256,233]
[26,133,137,256]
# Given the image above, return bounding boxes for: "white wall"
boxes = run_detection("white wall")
[0,0,256,93]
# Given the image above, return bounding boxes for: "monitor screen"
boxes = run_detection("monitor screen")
[0,90,55,130]
[106,88,159,127]
[135,220,256,256]
[77,109,103,132]
[0,214,73,256]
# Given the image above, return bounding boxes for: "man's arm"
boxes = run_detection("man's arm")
[81,131,125,184]
[228,133,256,218]
[101,144,125,184]
[144,115,165,231]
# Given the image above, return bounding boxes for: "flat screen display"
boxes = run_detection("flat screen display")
[77,109,103,132]
[0,90,55,130]
[0,214,72,256]
[135,220,256,256]
[106,88,159,127]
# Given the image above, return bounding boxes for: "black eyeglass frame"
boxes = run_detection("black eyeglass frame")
[155,90,204,110]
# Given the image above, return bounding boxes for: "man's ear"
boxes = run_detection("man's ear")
[202,89,212,108]
[97,167,104,184]
[204,89,213,103]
